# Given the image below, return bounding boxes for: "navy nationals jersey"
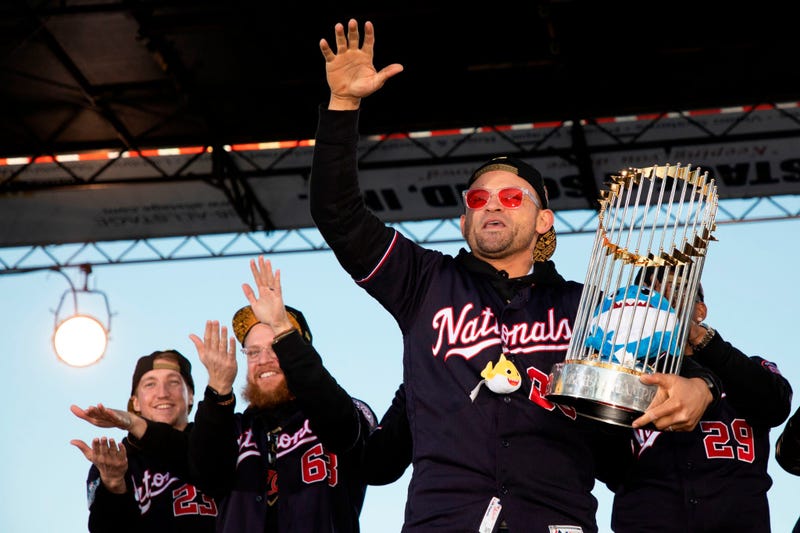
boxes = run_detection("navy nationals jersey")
[310,107,631,533]
[84,423,217,533]
[610,333,792,532]
[188,330,379,533]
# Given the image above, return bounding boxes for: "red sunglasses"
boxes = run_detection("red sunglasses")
[462,187,541,210]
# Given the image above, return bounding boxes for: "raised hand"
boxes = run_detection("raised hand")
[70,436,129,494]
[241,255,294,335]
[189,320,237,394]
[319,19,404,110]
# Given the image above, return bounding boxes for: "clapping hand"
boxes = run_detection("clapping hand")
[189,320,237,395]
[242,255,294,335]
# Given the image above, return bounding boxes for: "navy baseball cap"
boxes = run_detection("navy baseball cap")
[468,156,549,209]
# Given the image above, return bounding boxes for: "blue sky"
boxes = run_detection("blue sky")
[1,213,799,533]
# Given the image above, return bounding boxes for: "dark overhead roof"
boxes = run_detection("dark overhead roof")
[1,1,798,160]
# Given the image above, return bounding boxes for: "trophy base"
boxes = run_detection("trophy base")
[545,360,657,427]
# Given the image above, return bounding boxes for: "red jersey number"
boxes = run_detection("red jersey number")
[700,418,755,463]
[172,483,218,516]
[301,443,339,487]
[527,366,577,419]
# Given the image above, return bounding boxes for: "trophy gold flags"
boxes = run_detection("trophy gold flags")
[546,163,718,426]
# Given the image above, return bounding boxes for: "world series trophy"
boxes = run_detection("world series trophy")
[546,163,718,426]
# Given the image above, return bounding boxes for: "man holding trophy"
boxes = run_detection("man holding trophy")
[311,18,722,533]
[543,162,791,530]
[608,272,792,532]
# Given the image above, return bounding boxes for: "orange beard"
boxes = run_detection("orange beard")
[243,377,293,409]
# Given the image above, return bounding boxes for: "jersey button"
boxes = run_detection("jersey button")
[689,498,698,505]
[500,485,509,495]
[503,396,511,404]
[256,496,263,502]
[501,440,509,448]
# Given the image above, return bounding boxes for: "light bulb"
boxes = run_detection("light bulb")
[53,314,108,367]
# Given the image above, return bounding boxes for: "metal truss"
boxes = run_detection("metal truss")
[3,99,800,276]
[2,194,798,276]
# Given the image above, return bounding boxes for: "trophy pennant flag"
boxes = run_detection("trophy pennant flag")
[546,163,718,426]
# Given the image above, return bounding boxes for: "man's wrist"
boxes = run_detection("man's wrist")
[694,373,720,405]
[127,414,147,439]
[101,477,127,494]
[206,385,235,406]
[272,327,297,345]
[329,94,361,110]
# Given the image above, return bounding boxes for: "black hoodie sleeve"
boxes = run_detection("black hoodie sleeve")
[275,329,377,454]
[361,384,413,485]
[86,464,139,533]
[187,387,240,497]
[776,406,800,475]
[691,329,792,427]
[309,106,394,280]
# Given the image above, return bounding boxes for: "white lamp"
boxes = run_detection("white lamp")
[52,265,112,367]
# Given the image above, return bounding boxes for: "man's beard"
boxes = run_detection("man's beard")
[243,377,293,409]
[465,216,537,260]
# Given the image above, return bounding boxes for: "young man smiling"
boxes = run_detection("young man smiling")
[71,350,217,533]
